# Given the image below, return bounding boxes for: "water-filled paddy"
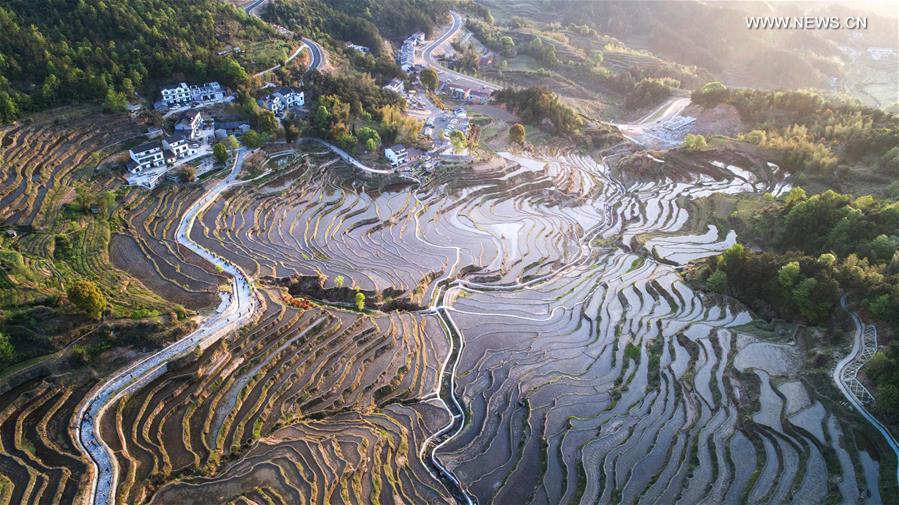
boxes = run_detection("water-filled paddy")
[152,148,882,503]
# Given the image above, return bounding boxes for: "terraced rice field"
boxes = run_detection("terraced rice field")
[97,144,890,503]
[99,287,450,504]
[0,109,205,504]
[0,375,93,504]
[113,185,227,309]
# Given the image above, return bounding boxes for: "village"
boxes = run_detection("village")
[120,27,502,189]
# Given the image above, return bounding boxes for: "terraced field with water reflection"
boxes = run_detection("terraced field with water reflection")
[105,147,887,503]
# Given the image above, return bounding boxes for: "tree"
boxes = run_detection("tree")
[509,123,526,145]
[784,187,807,205]
[0,333,14,362]
[719,243,745,271]
[744,129,766,145]
[213,143,228,163]
[355,291,366,311]
[254,110,280,135]
[867,234,898,263]
[357,127,381,151]
[866,352,892,381]
[492,87,582,135]
[817,253,837,267]
[334,275,345,288]
[875,384,899,416]
[682,134,707,152]
[0,92,18,122]
[182,166,196,182]
[103,90,128,113]
[778,261,801,288]
[692,81,728,107]
[67,279,107,319]
[450,130,467,153]
[420,68,439,91]
[226,135,240,151]
[499,36,516,57]
[243,130,263,148]
[706,270,728,293]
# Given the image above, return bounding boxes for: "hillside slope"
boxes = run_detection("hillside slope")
[0,0,274,121]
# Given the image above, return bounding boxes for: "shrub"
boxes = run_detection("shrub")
[682,134,707,152]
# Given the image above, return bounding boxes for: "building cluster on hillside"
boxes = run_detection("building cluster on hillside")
[258,87,304,116]
[127,107,217,188]
[157,81,229,110]
[397,32,425,72]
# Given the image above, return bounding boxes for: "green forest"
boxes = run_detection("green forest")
[693,84,899,188]
[263,0,450,51]
[0,0,271,122]
[693,189,898,327]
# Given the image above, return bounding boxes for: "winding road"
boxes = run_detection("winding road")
[835,296,899,484]
[421,11,500,92]
[77,149,261,505]
[244,0,326,76]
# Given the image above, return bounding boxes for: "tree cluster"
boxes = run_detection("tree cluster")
[492,87,582,135]
[624,77,678,109]
[0,0,265,122]
[865,342,899,420]
[694,190,899,329]
[695,85,899,179]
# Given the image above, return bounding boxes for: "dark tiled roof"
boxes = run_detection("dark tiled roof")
[165,132,188,143]
[131,141,161,154]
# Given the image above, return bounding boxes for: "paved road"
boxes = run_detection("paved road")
[77,149,260,505]
[302,37,326,73]
[253,43,309,78]
[835,296,899,484]
[297,138,393,174]
[244,0,325,74]
[420,11,500,92]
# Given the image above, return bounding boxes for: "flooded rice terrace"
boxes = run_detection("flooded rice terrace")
[179,148,883,504]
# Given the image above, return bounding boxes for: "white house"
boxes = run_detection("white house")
[384,78,405,95]
[216,121,251,137]
[160,82,225,108]
[160,83,192,107]
[190,82,224,102]
[385,144,408,167]
[346,42,370,54]
[261,87,304,114]
[397,32,423,72]
[129,133,198,173]
[129,141,166,173]
[175,110,206,139]
[162,134,198,164]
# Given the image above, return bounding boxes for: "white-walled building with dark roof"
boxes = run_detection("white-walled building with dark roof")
[175,110,206,138]
[160,81,225,107]
[260,87,304,114]
[128,141,166,173]
[384,144,408,166]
